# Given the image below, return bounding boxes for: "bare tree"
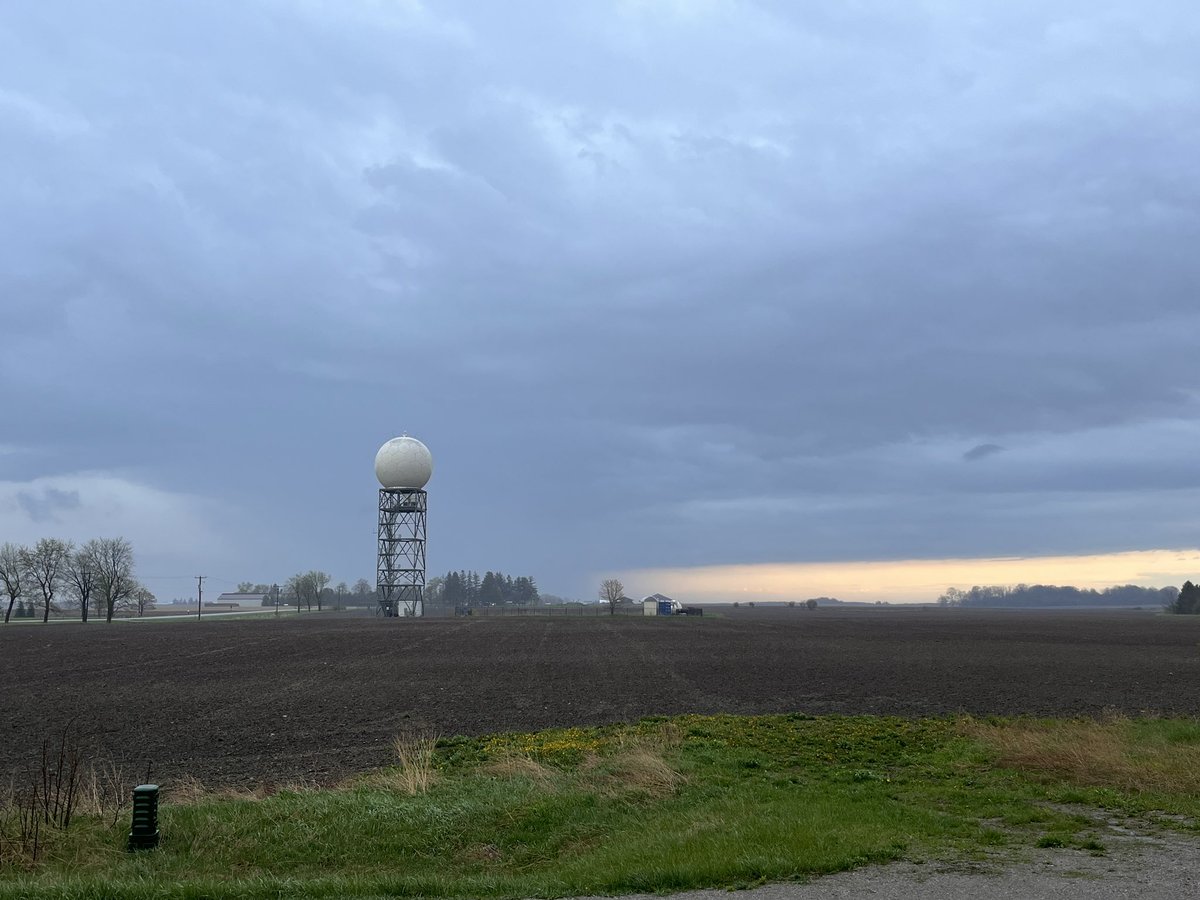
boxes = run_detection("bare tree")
[335,581,348,610]
[65,544,99,623]
[131,582,156,616]
[308,570,331,611]
[354,578,371,601]
[286,573,304,613]
[0,542,28,624]
[284,571,332,611]
[91,537,135,623]
[599,578,625,616]
[22,538,73,623]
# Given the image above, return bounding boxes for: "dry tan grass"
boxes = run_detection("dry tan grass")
[72,758,131,823]
[372,732,439,796]
[480,755,559,788]
[581,737,683,798]
[478,727,683,799]
[603,745,682,797]
[163,775,210,805]
[462,842,503,863]
[163,775,312,805]
[640,721,684,753]
[962,715,1200,795]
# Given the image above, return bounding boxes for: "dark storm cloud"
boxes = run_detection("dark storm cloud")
[964,444,1005,462]
[2,1,1198,596]
[16,488,81,524]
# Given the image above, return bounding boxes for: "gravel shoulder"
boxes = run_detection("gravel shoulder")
[573,815,1200,900]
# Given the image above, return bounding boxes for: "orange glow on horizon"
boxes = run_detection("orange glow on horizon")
[621,548,1199,604]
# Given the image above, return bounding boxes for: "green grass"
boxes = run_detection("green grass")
[3,714,1198,898]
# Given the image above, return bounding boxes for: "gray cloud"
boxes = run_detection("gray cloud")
[964,444,1005,462]
[2,1,1198,596]
[16,488,81,523]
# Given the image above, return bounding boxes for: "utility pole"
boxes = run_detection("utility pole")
[196,575,205,622]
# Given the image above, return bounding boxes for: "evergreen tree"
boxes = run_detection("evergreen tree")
[1169,580,1200,614]
[437,569,543,608]
[443,571,459,607]
[513,576,538,606]
[479,571,503,606]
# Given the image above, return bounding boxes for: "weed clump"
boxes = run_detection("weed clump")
[389,731,440,795]
[0,721,131,868]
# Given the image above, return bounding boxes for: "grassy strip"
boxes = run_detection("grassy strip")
[2,714,1198,899]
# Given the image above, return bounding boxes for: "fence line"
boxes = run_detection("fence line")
[442,604,643,618]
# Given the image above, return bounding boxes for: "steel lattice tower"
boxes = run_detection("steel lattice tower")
[373,434,433,619]
[377,487,426,617]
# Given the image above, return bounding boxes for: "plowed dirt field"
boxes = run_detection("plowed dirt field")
[3,607,1197,788]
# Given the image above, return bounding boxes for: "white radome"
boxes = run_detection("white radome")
[374,436,433,489]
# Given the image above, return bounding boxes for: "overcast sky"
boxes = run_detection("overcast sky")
[2,1,1198,603]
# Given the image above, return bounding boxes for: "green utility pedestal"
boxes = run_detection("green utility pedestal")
[128,784,160,850]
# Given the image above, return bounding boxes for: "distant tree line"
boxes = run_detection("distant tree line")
[937,583,1179,609]
[735,599,820,609]
[236,572,544,611]
[238,575,358,611]
[0,537,149,624]
[432,570,540,608]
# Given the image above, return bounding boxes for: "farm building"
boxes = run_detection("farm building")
[212,592,269,608]
[642,593,682,616]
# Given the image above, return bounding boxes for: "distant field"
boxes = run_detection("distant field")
[3,606,1197,789]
